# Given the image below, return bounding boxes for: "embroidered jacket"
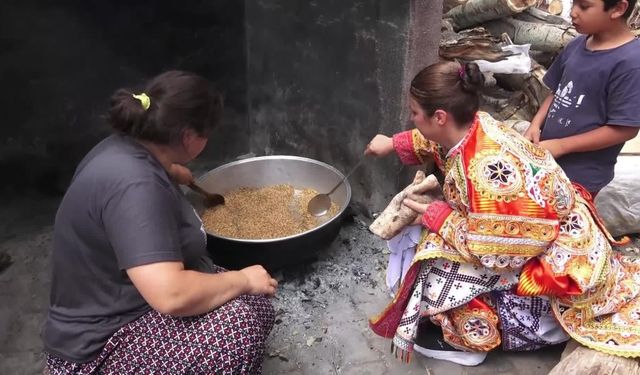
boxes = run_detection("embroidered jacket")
[392,112,616,297]
[373,112,640,358]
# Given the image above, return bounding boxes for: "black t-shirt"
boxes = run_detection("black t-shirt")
[44,135,212,363]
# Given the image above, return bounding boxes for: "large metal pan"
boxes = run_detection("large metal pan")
[190,156,351,271]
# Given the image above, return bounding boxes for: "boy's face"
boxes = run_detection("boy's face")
[570,0,629,35]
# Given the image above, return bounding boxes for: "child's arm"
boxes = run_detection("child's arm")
[523,94,554,144]
[540,125,639,158]
[524,37,572,144]
[366,129,442,165]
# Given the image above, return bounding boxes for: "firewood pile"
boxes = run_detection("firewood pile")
[440,0,640,124]
[632,2,640,32]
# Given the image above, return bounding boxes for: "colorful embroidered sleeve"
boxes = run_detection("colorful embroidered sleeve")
[421,201,453,233]
[392,129,443,166]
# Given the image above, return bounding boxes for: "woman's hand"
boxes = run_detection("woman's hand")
[169,163,194,185]
[403,199,452,233]
[523,123,541,144]
[403,198,428,215]
[239,265,278,296]
[403,198,429,226]
[365,135,394,157]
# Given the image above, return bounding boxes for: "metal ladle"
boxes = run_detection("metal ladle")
[188,182,225,208]
[307,155,365,217]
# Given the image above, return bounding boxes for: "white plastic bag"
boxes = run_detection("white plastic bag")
[473,44,532,74]
[596,156,640,237]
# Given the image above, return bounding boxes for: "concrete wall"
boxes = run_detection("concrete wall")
[245,1,400,211]
[1,0,443,211]
[245,0,442,210]
[0,0,247,195]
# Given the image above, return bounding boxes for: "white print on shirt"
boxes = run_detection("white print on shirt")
[192,207,208,245]
[548,80,586,127]
[557,117,572,127]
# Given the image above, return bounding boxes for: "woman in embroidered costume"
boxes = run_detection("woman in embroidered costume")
[365,61,640,365]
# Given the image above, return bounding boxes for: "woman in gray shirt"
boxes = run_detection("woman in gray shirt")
[44,71,277,374]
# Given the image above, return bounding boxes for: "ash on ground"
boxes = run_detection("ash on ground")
[0,199,567,375]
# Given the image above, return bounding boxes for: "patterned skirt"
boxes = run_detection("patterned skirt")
[371,228,640,358]
[46,294,274,375]
[371,251,567,355]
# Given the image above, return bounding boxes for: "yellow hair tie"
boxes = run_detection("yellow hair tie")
[132,93,151,111]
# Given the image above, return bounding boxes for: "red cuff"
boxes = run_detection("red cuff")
[392,131,422,165]
[421,201,452,232]
[516,257,582,297]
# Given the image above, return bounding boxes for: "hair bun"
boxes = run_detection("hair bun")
[108,89,147,135]
[460,62,484,94]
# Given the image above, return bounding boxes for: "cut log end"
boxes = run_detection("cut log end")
[510,0,538,11]
[548,0,563,15]
[548,343,640,375]
[446,0,538,31]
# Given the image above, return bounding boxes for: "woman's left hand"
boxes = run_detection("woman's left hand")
[169,164,194,185]
[403,198,428,226]
[403,199,452,232]
[403,198,428,214]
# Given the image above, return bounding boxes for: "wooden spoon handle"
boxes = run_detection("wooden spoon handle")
[188,182,210,197]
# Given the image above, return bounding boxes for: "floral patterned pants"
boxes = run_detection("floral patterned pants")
[46,293,274,375]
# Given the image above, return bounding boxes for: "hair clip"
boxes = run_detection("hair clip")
[132,93,151,111]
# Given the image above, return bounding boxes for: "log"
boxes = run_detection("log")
[481,82,536,121]
[503,103,536,121]
[495,92,534,121]
[495,60,551,111]
[440,27,515,62]
[547,343,640,375]
[442,18,455,33]
[483,72,497,87]
[484,18,577,52]
[369,171,441,240]
[630,3,640,29]
[535,0,571,18]
[446,0,537,31]
[547,0,563,15]
[444,0,468,13]
[516,7,571,26]
[528,49,557,68]
[481,82,525,109]
[490,33,551,115]
[482,95,511,110]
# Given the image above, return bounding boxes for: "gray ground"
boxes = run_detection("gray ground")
[0,197,565,375]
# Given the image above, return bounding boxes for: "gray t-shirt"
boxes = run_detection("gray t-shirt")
[44,135,212,363]
[541,35,640,192]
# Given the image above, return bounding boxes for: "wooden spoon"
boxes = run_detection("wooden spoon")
[188,182,225,208]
